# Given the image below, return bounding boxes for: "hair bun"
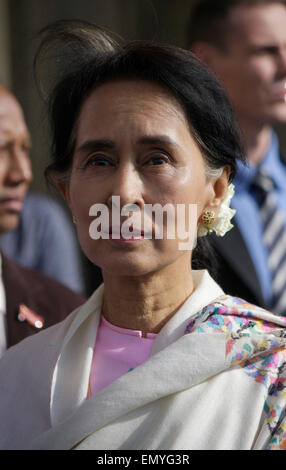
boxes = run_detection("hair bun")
[34,19,122,101]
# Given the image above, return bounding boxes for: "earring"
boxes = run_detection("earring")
[200,210,215,226]
[72,215,77,225]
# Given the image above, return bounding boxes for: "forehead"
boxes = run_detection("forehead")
[0,92,29,137]
[80,80,185,117]
[227,3,286,47]
[76,79,189,138]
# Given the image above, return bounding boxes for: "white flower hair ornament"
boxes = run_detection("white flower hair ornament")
[198,183,236,237]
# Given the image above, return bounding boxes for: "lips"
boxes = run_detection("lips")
[0,195,25,212]
[272,89,286,101]
[270,82,286,101]
[108,226,152,239]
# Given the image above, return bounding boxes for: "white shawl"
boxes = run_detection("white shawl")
[0,270,286,450]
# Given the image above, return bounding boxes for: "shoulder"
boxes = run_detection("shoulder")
[0,282,102,450]
[185,294,286,335]
[184,295,286,387]
[0,310,75,371]
[0,284,101,376]
[279,148,286,165]
[20,192,73,236]
[187,294,286,328]
[0,308,80,449]
[203,295,271,314]
[23,192,67,216]
[185,295,286,368]
[2,254,85,314]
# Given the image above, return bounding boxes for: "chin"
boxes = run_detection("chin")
[94,255,157,278]
[0,214,20,233]
[82,238,185,279]
[102,265,154,279]
[267,104,286,124]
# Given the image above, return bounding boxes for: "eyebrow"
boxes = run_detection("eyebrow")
[0,136,32,147]
[76,139,115,154]
[137,135,180,148]
[76,135,180,154]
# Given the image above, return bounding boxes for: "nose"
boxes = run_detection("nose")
[107,163,144,210]
[276,46,286,77]
[6,145,33,186]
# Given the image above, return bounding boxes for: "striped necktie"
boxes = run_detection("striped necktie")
[251,167,286,316]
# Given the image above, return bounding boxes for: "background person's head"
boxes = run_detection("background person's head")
[35,22,244,276]
[0,86,32,234]
[188,0,286,128]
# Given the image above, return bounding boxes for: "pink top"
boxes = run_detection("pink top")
[88,316,157,397]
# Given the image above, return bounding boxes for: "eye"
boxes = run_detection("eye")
[145,153,170,166]
[22,144,31,155]
[252,45,278,56]
[0,143,9,152]
[85,155,113,167]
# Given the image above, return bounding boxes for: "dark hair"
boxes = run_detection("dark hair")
[34,20,247,273]
[34,20,245,185]
[187,0,286,50]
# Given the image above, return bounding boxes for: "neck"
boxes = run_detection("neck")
[238,116,271,165]
[101,256,194,336]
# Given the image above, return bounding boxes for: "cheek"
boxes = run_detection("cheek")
[248,59,276,85]
[223,62,267,98]
[67,172,110,252]
[0,159,9,185]
[165,166,208,206]
[158,174,210,238]
[68,172,99,216]
[69,192,95,260]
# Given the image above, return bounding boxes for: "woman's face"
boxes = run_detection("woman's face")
[62,80,227,277]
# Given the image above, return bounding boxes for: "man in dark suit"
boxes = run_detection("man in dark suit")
[188,0,286,313]
[0,85,84,355]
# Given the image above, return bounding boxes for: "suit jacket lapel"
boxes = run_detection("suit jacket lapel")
[210,220,265,305]
[2,254,38,345]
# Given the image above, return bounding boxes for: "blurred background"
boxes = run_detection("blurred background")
[0,0,196,195]
[2,0,285,195]
[1,0,285,295]
[0,0,199,295]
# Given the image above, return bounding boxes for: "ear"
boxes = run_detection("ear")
[56,180,71,207]
[208,166,231,213]
[191,41,223,70]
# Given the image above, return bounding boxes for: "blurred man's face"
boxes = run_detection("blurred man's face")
[204,3,286,126]
[0,90,32,233]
